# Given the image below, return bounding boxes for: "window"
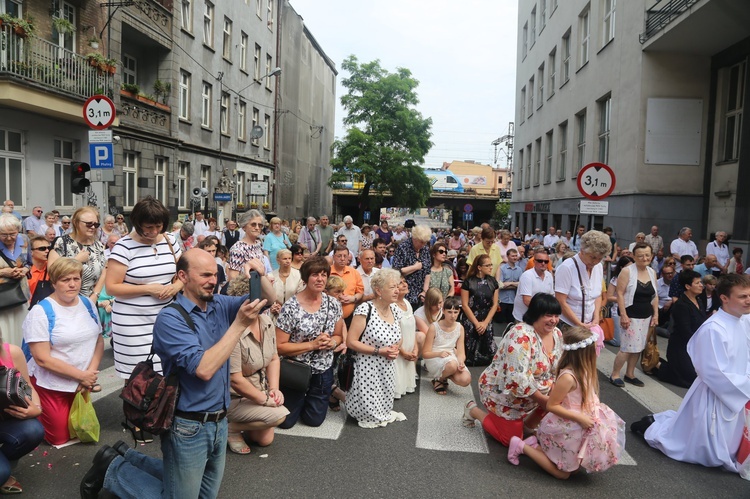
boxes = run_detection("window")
[179,71,190,120]
[551,0,558,12]
[265,54,273,90]
[562,30,571,83]
[220,92,230,135]
[522,23,528,58]
[268,0,274,28]
[575,110,587,176]
[558,121,568,180]
[603,0,616,45]
[201,82,212,128]
[53,1,76,52]
[530,7,536,48]
[537,64,544,107]
[528,76,534,117]
[264,114,271,149]
[123,152,138,209]
[122,54,136,85]
[723,61,745,161]
[177,162,189,209]
[254,44,261,80]
[200,165,210,192]
[540,0,546,31]
[203,1,214,47]
[240,32,248,71]
[252,108,260,145]
[181,0,192,31]
[579,8,590,67]
[548,49,556,98]
[598,95,611,164]
[154,157,167,205]
[516,149,524,190]
[256,0,262,17]
[222,17,232,59]
[1,1,21,16]
[520,87,526,123]
[236,171,246,204]
[0,128,23,206]
[534,138,542,185]
[238,100,247,141]
[53,138,73,207]
[525,145,532,188]
[544,131,553,184]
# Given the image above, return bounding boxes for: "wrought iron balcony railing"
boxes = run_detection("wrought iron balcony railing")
[640,0,700,43]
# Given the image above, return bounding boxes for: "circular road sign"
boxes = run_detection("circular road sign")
[463,203,473,213]
[576,162,616,200]
[83,95,116,130]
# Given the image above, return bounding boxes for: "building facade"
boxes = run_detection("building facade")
[510,0,750,250]
[441,160,509,196]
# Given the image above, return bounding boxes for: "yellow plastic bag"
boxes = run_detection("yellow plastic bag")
[68,391,100,443]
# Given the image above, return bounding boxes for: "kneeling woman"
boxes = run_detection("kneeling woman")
[423,296,471,395]
[22,258,103,445]
[346,269,405,428]
[225,275,289,455]
[463,293,563,446]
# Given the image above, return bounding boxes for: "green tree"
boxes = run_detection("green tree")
[493,200,510,228]
[329,56,433,218]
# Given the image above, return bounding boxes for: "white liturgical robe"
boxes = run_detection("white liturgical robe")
[645,308,750,472]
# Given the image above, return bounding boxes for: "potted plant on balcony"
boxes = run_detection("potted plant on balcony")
[0,14,35,38]
[250,201,259,209]
[262,202,270,210]
[52,17,75,36]
[153,79,172,105]
[88,36,100,50]
[120,82,140,98]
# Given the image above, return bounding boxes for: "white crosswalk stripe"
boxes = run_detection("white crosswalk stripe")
[275,409,346,440]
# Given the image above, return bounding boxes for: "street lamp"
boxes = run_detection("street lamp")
[236,67,282,95]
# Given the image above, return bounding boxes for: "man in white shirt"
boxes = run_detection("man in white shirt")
[337,215,361,259]
[513,247,555,322]
[543,226,559,249]
[670,227,699,272]
[192,211,209,237]
[392,225,408,244]
[705,231,730,273]
[328,233,356,267]
[357,249,379,302]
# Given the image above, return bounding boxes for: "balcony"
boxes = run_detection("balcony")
[119,89,172,137]
[640,0,750,55]
[0,24,114,101]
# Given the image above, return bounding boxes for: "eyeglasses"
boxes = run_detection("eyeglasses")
[34,246,53,251]
[0,232,18,239]
[535,258,550,264]
[247,222,264,228]
[437,249,446,254]
[339,239,347,243]
[62,221,70,224]
[116,217,124,220]
[481,263,493,267]
[81,221,101,229]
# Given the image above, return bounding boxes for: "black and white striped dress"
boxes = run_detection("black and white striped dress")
[109,233,181,378]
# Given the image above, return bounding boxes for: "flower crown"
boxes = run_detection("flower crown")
[562,331,599,351]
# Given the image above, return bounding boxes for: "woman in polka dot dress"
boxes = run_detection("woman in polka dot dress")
[345,269,405,428]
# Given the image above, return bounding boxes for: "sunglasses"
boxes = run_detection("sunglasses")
[437,249,446,254]
[116,217,124,220]
[34,245,53,251]
[535,258,550,264]
[81,221,101,228]
[62,221,71,224]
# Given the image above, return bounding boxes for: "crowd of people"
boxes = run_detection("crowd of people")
[2,196,750,495]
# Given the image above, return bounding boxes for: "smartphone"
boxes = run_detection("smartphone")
[248,270,262,301]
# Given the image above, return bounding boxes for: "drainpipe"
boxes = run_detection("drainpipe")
[272,1,283,215]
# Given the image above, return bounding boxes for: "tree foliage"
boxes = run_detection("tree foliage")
[329,56,433,213]
[493,200,511,228]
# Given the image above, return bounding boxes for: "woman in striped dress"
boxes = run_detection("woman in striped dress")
[105,197,182,383]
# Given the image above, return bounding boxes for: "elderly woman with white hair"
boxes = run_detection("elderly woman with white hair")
[554,230,612,331]
[228,209,272,281]
[346,269,405,428]
[392,225,433,310]
[98,214,121,246]
[0,214,30,346]
[628,232,647,253]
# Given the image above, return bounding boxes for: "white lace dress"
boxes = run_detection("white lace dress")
[423,321,461,380]
[393,300,417,398]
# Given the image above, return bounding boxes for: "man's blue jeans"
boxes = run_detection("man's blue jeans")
[103,417,228,499]
[0,418,44,484]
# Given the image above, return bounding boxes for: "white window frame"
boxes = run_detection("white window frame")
[254,44,261,81]
[267,0,274,29]
[516,149,524,191]
[265,54,273,90]
[222,17,232,60]
[256,0,262,18]
[723,61,745,161]
[575,110,586,177]
[240,32,248,72]
[0,1,22,16]
[562,30,571,84]
[530,6,537,48]
[53,1,76,52]
[179,71,190,120]
[53,138,74,208]
[0,128,24,207]
[200,165,210,192]
[123,151,139,209]
[598,95,611,164]
[528,76,534,117]
[522,23,528,58]
[201,81,212,128]
[154,156,167,205]
[220,92,230,135]
[238,100,247,141]
[540,0,546,31]
[520,87,526,124]
[181,0,192,32]
[264,114,271,149]
[544,131,553,184]
[558,121,568,181]
[603,0,616,46]
[548,48,556,98]
[236,171,246,205]
[537,64,544,108]
[203,1,214,47]
[533,138,542,186]
[252,107,260,145]
[178,162,189,209]
[122,54,137,85]
[525,145,532,189]
[579,8,590,67]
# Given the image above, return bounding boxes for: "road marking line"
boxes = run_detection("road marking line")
[416,376,489,454]
[275,408,346,440]
[618,450,637,466]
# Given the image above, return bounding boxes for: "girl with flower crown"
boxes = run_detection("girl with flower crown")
[507,326,626,478]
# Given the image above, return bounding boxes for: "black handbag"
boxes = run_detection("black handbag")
[278,358,312,392]
[0,365,31,413]
[0,253,26,311]
[28,267,53,309]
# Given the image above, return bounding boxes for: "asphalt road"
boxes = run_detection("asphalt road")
[18,332,748,499]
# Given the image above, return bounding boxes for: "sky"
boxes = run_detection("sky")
[288,0,519,170]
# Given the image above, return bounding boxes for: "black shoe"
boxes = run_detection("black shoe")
[80,445,119,499]
[630,415,655,437]
[112,440,130,457]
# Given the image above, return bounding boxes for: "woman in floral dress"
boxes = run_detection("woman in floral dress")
[462,293,563,447]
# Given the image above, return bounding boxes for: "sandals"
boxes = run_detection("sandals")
[328,397,341,412]
[90,384,102,393]
[227,434,251,455]
[463,400,477,428]
[122,421,154,443]
[432,379,448,395]
[0,476,21,495]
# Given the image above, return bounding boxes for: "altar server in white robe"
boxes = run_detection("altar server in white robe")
[632,273,750,473]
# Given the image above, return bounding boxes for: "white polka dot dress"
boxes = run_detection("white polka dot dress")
[345,303,402,427]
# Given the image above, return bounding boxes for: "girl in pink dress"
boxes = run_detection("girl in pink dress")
[508,327,625,478]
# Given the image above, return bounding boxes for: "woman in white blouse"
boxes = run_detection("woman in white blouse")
[269,249,303,323]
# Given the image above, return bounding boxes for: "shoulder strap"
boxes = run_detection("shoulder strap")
[79,295,99,324]
[0,251,15,268]
[573,258,586,322]
[23,298,55,361]
[366,301,374,323]
[167,302,197,332]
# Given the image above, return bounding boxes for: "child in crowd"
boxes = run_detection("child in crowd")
[325,275,348,411]
[394,277,417,398]
[422,297,471,395]
[508,327,625,478]
[413,288,443,355]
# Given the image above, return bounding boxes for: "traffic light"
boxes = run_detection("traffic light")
[70,162,91,194]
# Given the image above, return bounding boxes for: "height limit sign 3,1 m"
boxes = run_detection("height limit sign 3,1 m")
[576,162,616,201]
[83,95,116,130]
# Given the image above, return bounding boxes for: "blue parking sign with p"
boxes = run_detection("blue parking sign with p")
[90,143,114,169]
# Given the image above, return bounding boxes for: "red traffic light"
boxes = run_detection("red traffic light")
[70,162,91,194]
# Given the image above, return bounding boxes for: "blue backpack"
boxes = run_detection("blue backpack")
[22,296,99,362]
